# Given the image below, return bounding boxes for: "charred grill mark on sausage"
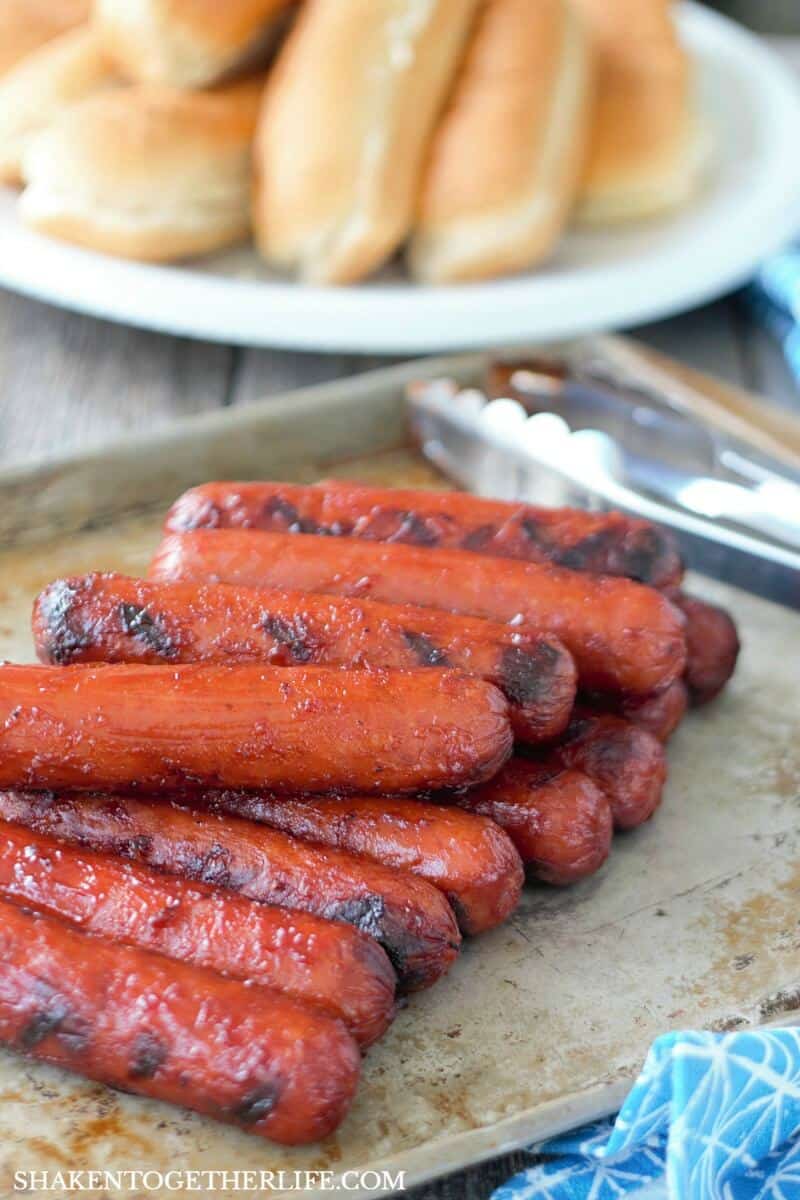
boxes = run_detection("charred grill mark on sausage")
[401,630,450,667]
[261,614,314,663]
[118,603,176,659]
[460,524,497,551]
[321,894,440,981]
[233,1083,281,1125]
[324,895,387,943]
[129,1032,168,1079]
[19,1003,70,1049]
[499,643,562,706]
[183,843,233,891]
[380,511,440,547]
[262,497,320,534]
[37,580,89,664]
[615,528,673,585]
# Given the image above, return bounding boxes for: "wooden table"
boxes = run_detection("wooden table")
[1,292,796,471]
[0,33,797,1200]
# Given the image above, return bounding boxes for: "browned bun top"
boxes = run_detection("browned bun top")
[0,0,91,77]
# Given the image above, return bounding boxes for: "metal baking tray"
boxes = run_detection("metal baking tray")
[0,341,798,1200]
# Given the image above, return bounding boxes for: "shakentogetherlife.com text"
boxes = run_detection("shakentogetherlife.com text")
[12,1169,407,1194]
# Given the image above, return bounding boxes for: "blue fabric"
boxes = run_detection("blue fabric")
[746,240,800,388]
[493,1030,800,1200]
[751,247,800,322]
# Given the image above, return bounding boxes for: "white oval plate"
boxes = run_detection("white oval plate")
[0,2,799,353]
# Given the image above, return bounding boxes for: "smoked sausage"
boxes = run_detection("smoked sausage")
[0,790,461,991]
[0,661,512,794]
[33,573,576,743]
[0,899,360,1144]
[149,531,687,696]
[527,711,667,830]
[185,789,524,936]
[445,758,612,885]
[0,820,395,1047]
[584,679,688,742]
[164,479,683,588]
[669,591,740,705]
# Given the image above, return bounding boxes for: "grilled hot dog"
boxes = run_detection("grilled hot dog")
[0,790,461,991]
[149,531,686,696]
[185,790,523,936]
[164,479,683,589]
[0,662,511,795]
[0,820,395,1047]
[0,899,360,1144]
[448,757,613,885]
[669,590,740,705]
[33,573,576,743]
[584,679,688,742]
[528,710,667,830]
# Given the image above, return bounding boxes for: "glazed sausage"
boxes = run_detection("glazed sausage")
[668,591,740,705]
[444,758,612,886]
[0,820,395,1048]
[0,899,360,1144]
[184,790,523,936]
[0,790,461,991]
[527,711,667,830]
[33,573,576,743]
[584,679,689,742]
[149,531,687,696]
[164,479,683,589]
[0,662,511,794]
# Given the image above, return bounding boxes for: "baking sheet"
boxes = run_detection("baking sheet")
[0,354,798,1200]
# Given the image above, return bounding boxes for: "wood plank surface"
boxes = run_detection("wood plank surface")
[0,290,233,464]
[1,296,796,475]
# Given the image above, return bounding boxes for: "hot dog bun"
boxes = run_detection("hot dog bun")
[0,28,116,186]
[410,0,592,283]
[92,0,295,87]
[19,79,263,261]
[574,0,707,224]
[253,0,481,284]
[0,0,90,78]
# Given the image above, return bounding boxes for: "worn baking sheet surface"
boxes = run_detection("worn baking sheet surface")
[0,380,798,1199]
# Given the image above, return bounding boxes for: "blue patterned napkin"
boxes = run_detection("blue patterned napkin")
[746,242,800,387]
[493,1030,800,1200]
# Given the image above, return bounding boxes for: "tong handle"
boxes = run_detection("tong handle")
[596,337,800,476]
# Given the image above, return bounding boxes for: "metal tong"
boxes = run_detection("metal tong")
[407,356,800,608]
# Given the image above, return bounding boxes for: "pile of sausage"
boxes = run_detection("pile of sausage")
[0,478,740,1145]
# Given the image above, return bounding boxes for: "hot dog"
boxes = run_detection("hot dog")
[447,757,612,885]
[669,591,740,705]
[184,790,523,936]
[528,710,667,830]
[584,679,689,742]
[149,530,686,696]
[0,662,511,794]
[0,790,461,991]
[164,479,684,588]
[33,573,576,743]
[0,820,395,1048]
[0,899,360,1144]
